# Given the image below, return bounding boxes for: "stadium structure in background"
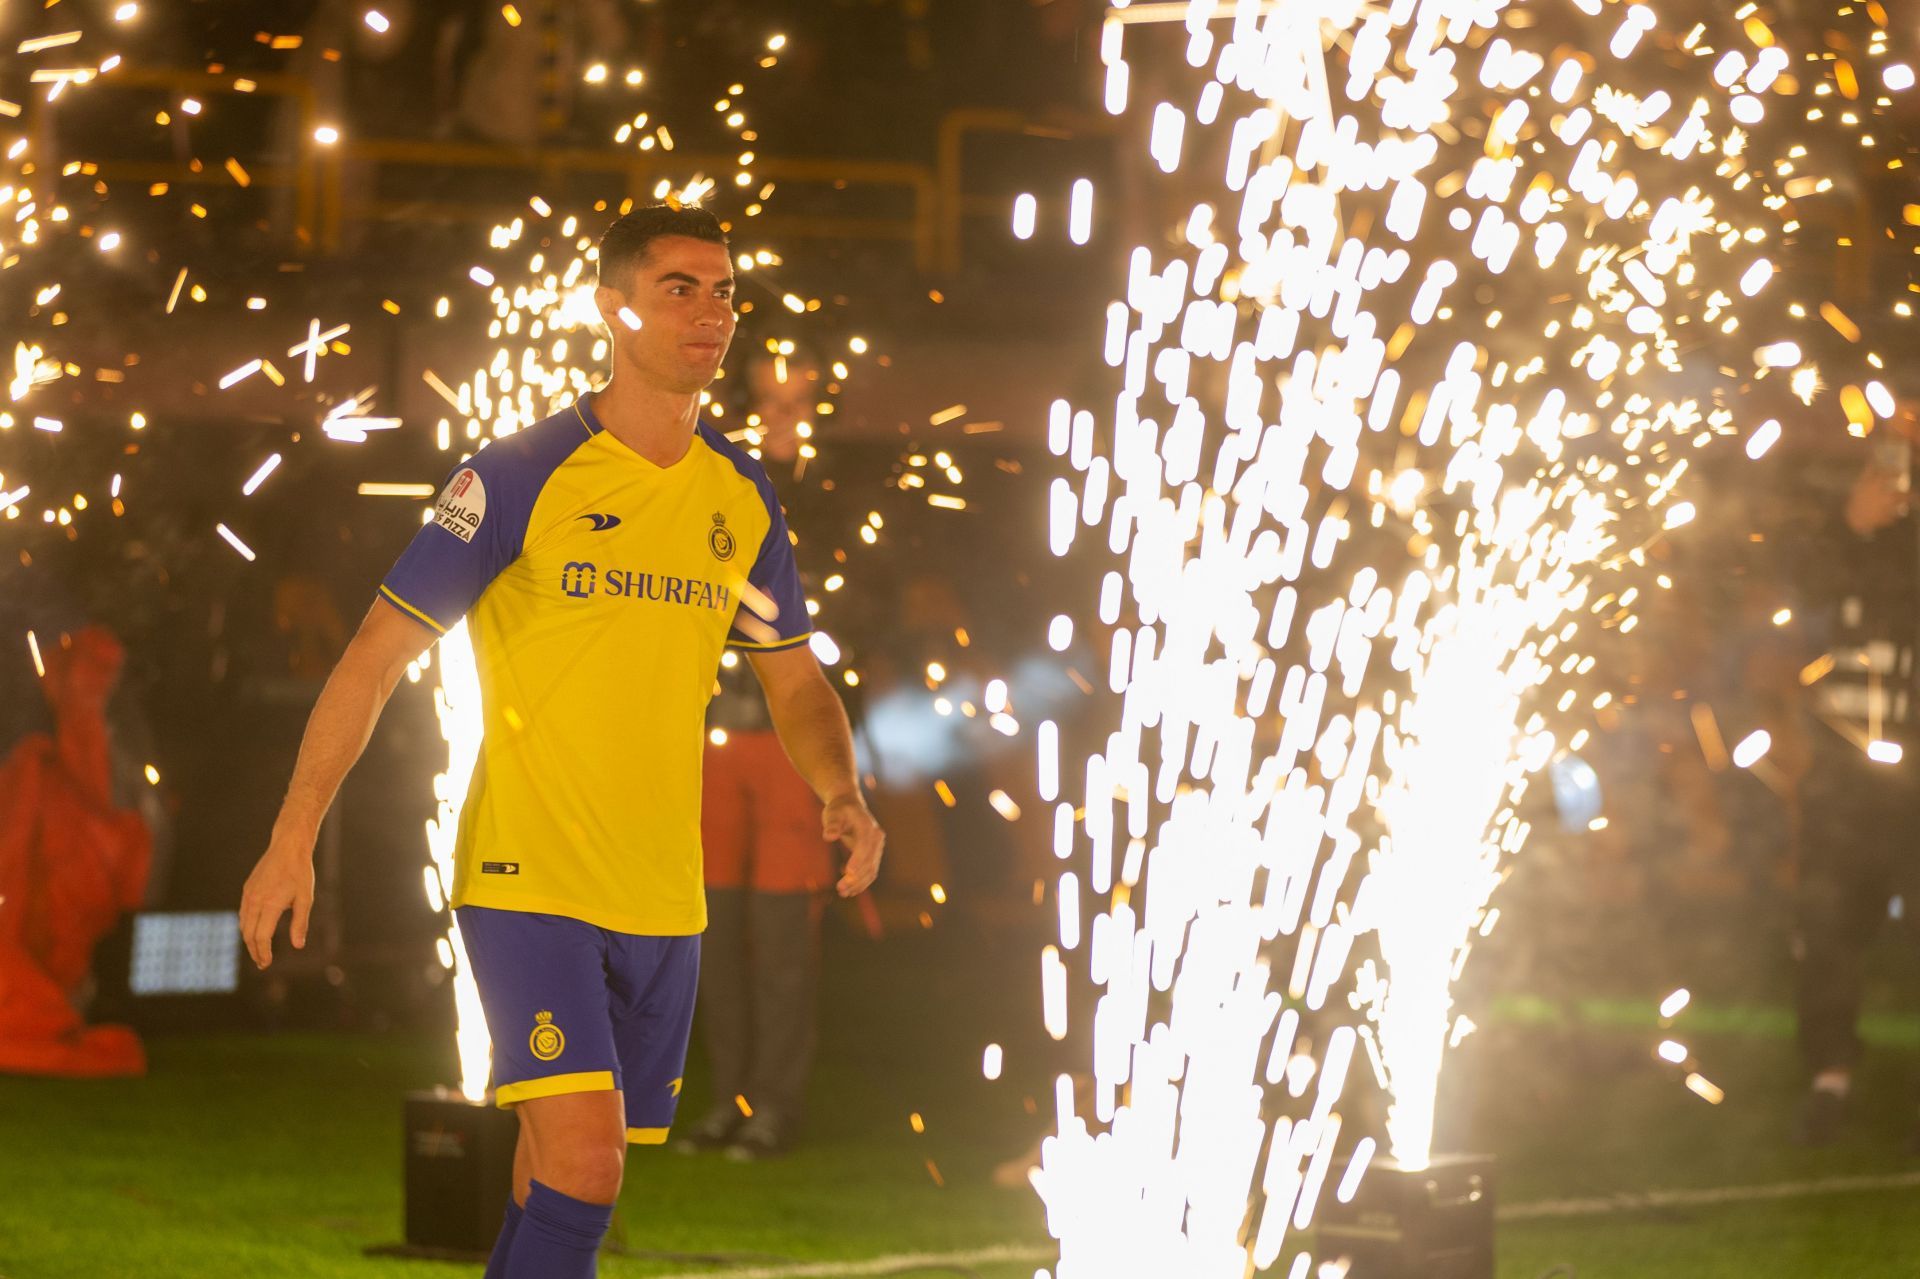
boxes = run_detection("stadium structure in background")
[1026,1,1913,1276]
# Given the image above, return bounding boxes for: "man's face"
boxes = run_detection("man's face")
[596,235,737,395]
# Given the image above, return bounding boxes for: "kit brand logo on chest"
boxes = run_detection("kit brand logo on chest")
[708,511,737,562]
[433,468,486,543]
[579,512,622,532]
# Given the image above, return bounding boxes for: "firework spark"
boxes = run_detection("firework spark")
[1034,0,1906,1272]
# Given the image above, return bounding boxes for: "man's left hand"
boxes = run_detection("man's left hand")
[824,793,885,898]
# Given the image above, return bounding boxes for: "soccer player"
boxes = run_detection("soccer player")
[237,204,885,1278]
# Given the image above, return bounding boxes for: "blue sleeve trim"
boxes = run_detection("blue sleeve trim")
[696,424,813,648]
[727,631,815,653]
[377,585,448,634]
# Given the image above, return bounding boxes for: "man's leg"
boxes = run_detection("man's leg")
[731,736,836,1157]
[686,887,749,1146]
[512,1112,534,1206]
[1796,865,1876,1084]
[686,740,751,1148]
[452,905,625,1273]
[505,1089,626,1278]
[741,890,823,1148]
[1793,775,1893,1144]
[481,1115,534,1279]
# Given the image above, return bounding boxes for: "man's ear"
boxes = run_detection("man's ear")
[594,284,623,325]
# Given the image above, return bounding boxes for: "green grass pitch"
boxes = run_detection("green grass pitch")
[2,927,1916,1277]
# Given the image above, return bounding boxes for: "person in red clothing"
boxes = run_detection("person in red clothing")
[677,347,841,1159]
[0,625,151,1078]
[678,668,838,1160]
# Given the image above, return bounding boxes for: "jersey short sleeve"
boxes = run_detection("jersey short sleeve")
[728,468,812,653]
[379,417,591,634]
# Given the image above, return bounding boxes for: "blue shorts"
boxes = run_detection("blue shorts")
[454,905,700,1145]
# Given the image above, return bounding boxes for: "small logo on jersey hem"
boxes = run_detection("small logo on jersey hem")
[708,511,736,561]
[580,513,622,531]
[480,861,520,875]
[530,1010,565,1062]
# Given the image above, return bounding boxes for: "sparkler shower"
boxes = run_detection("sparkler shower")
[1033,0,1908,1272]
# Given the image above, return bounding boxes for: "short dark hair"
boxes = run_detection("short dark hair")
[596,204,729,290]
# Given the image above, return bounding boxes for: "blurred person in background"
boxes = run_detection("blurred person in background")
[1789,418,1920,1150]
[676,347,839,1161]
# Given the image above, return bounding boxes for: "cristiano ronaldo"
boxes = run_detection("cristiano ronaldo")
[239,204,885,1278]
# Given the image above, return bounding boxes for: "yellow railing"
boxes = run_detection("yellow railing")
[319,137,938,269]
[76,66,1113,275]
[87,65,321,243]
[934,107,1116,275]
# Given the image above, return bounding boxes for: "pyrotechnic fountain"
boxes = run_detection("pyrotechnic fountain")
[1032,2,1911,1273]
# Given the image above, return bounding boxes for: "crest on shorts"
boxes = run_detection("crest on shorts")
[708,511,737,562]
[529,1010,566,1062]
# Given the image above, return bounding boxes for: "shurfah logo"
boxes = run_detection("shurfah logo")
[558,559,731,612]
[433,467,486,543]
[708,511,737,562]
[561,561,597,598]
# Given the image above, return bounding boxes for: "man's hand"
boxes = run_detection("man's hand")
[240,843,316,970]
[1847,462,1910,537]
[824,793,884,898]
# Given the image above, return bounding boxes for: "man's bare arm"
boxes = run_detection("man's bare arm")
[240,599,436,968]
[746,645,885,897]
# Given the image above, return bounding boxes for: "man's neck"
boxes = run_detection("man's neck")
[591,377,701,468]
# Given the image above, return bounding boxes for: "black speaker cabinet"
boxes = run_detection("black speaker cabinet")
[1315,1153,1495,1279]
[398,1088,519,1257]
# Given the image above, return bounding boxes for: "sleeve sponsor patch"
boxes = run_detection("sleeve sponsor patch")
[434,467,487,543]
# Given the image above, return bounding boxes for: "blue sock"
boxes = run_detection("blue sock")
[506,1179,614,1279]
[482,1197,523,1279]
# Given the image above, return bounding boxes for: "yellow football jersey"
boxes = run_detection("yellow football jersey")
[379,393,811,935]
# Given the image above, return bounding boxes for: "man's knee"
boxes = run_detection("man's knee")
[516,1090,628,1205]
[537,1141,625,1205]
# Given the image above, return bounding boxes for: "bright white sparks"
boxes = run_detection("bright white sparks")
[241,453,282,496]
[1068,179,1093,246]
[1034,2,1866,1275]
[1013,193,1038,241]
[1731,730,1771,769]
[214,523,255,561]
[218,358,262,390]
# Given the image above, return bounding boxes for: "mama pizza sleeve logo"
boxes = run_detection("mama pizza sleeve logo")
[434,467,487,543]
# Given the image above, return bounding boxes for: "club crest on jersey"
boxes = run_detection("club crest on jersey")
[708,511,736,562]
[434,467,486,543]
[529,1010,566,1062]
